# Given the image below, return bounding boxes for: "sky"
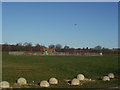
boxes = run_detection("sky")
[2,2,118,49]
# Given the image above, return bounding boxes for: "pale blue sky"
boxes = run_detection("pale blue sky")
[2,2,118,48]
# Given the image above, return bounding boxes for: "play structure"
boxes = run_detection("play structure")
[42,50,59,55]
[9,48,103,56]
[42,48,56,55]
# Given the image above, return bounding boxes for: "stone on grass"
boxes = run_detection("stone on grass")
[77,74,85,80]
[12,83,21,88]
[17,77,27,85]
[71,78,80,85]
[108,73,115,79]
[102,76,110,81]
[0,81,10,88]
[49,77,58,84]
[40,80,50,87]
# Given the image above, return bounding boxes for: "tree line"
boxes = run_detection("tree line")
[1,42,119,54]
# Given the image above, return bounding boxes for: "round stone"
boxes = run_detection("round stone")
[49,77,58,84]
[108,73,115,79]
[77,74,85,80]
[17,77,27,85]
[71,78,80,85]
[40,80,50,87]
[102,76,110,81]
[0,81,10,88]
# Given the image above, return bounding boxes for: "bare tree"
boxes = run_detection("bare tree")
[16,43,22,51]
[23,42,32,51]
[56,44,62,49]
[48,44,55,49]
[16,42,22,46]
[34,43,41,51]
[64,45,69,49]
[94,45,102,50]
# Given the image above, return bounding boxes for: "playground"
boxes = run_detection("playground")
[8,48,103,56]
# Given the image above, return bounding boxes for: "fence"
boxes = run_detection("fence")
[9,51,25,55]
[8,51,102,56]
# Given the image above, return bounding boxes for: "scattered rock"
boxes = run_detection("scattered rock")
[11,83,21,88]
[0,81,10,88]
[71,78,80,85]
[64,79,71,85]
[49,77,58,85]
[17,77,27,85]
[40,80,50,87]
[84,78,95,82]
[108,73,115,79]
[102,76,110,81]
[77,74,85,80]
[64,79,71,82]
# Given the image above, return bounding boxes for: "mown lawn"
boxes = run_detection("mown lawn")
[2,52,119,88]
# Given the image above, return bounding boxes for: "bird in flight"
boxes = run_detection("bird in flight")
[74,24,77,26]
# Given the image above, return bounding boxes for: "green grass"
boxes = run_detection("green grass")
[2,52,119,88]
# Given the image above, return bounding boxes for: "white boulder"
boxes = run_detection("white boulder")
[40,80,50,87]
[102,76,110,81]
[71,78,80,85]
[0,81,10,88]
[77,74,85,80]
[49,77,58,84]
[108,73,115,79]
[17,77,27,85]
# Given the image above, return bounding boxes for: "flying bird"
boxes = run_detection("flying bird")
[74,24,77,26]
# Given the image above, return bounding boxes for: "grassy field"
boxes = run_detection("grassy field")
[2,52,119,88]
